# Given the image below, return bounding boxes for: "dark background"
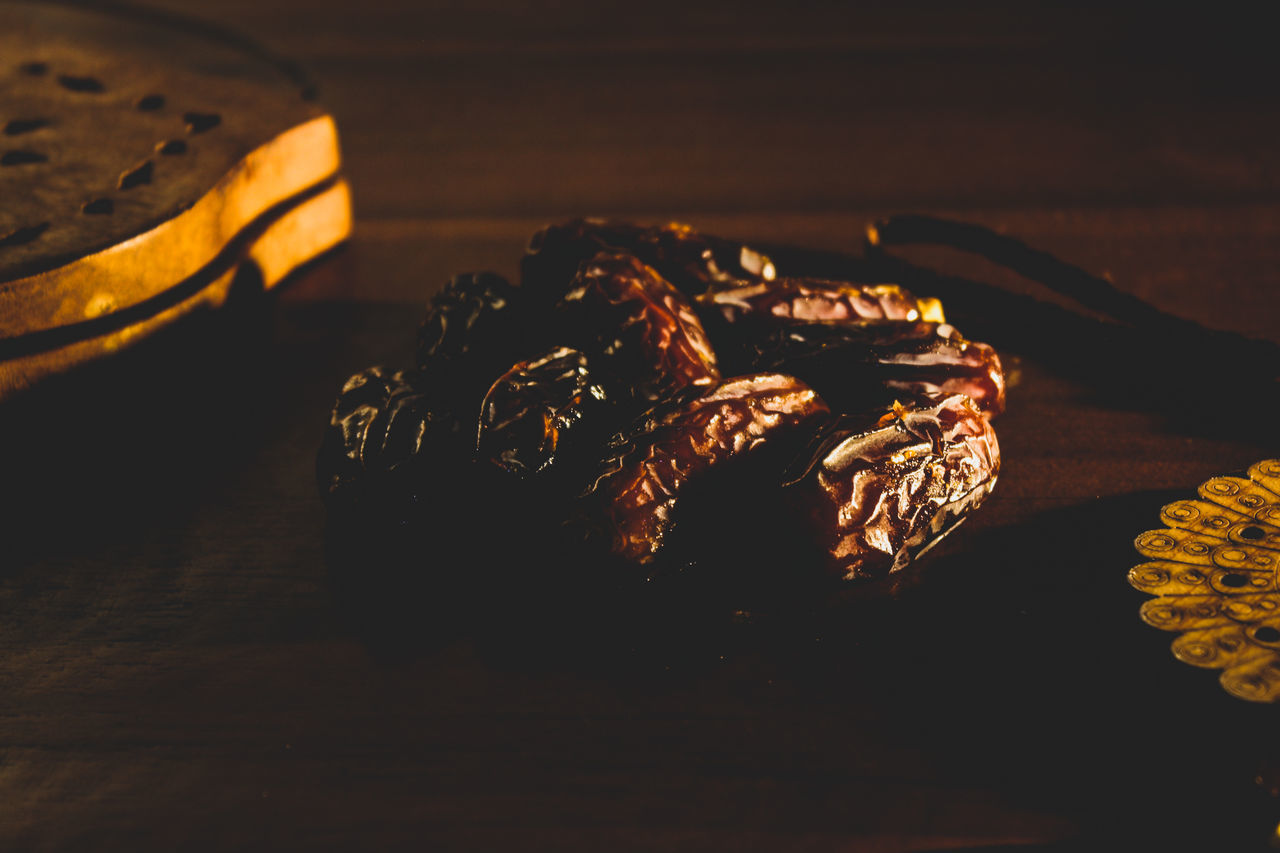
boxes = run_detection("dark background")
[2,2,1279,850]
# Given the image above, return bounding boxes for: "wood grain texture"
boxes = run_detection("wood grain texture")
[2,2,1278,851]
[0,1,320,279]
[0,2,350,400]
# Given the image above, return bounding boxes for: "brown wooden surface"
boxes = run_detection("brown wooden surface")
[0,0,322,281]
[2,2,1279,850]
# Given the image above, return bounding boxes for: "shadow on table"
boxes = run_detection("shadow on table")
[0,264,393,583]
[0,285,280,579]
[809,490,1280,850]
[321,480,1280,849]
[3,287,1273,848]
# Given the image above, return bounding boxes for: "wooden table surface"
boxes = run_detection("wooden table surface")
[3,2,1278,850]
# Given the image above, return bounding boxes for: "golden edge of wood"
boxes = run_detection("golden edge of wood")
[0,114,342,338]
[0,178,352,401]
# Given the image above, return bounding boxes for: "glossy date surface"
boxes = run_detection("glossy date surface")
[414,272,529,384]
[580,373,830,567]
[742,320,1006,417]
[476,346,610,482]
[522,217,776,298]
[321,219,1011,613]
[317,366,466,511]
[781,392,1000,582]
[698,279,944,329]
[561,251,721,405]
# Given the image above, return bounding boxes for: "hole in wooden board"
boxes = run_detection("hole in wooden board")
[156,139,187,156]
[184,112,221,134]
[0,222,50,248]
[136,94,166,111]
[18,61,48,76]
[82,198,114,215]
[1,150,48,166]
[57,74,105,93]
[4,118,51,136]
[118,160,153,190]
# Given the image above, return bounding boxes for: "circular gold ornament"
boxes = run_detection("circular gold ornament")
[1131,459,1280,702]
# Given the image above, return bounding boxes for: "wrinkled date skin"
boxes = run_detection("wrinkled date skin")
[743,321,1006,417]
[522,217,776,299]
[580,373,830,567]
[320,219,1014,621]
[321,274,528,511]
[415,272,530,384]
[699,279,944,328]
[476,346,610,483]
[317,366,467,510]
[561,252,721,405]
[782,392,1000,582]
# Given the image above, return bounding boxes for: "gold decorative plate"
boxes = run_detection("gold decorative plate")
[1130,459,1280,702]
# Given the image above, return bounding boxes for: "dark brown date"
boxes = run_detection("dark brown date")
[741,320,1005,417]
[781,392,1000,582]
[476,346,610,483]
[521,218,775,299]
[561,252,721,405]
[317,366,467,511]
[319,219,1012,625]
[580,373,830,567]
[415,272,528,382]
[699,279,943,327]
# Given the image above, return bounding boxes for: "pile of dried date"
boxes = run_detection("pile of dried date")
[317,220,1003,620]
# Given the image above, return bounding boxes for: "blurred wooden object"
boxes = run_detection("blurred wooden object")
[0,1,350,398]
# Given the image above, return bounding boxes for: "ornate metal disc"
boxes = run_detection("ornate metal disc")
[1130,459,1280,702]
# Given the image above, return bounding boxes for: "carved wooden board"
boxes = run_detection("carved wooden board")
[0,1,351,398]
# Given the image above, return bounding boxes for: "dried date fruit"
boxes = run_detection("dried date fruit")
[414,272,531,383]
[522,218,775,299]
[317,366,469,512]
[696,278,946,358]
[560,252,721,405]
[476,346,610,486]
[577,373,830,568]
[698,279,944,328]
[319,218,1011,630]
[741,320,1005,417]
[319,367,496,646]
[407,272,545,453]
[780,392,1000,582]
